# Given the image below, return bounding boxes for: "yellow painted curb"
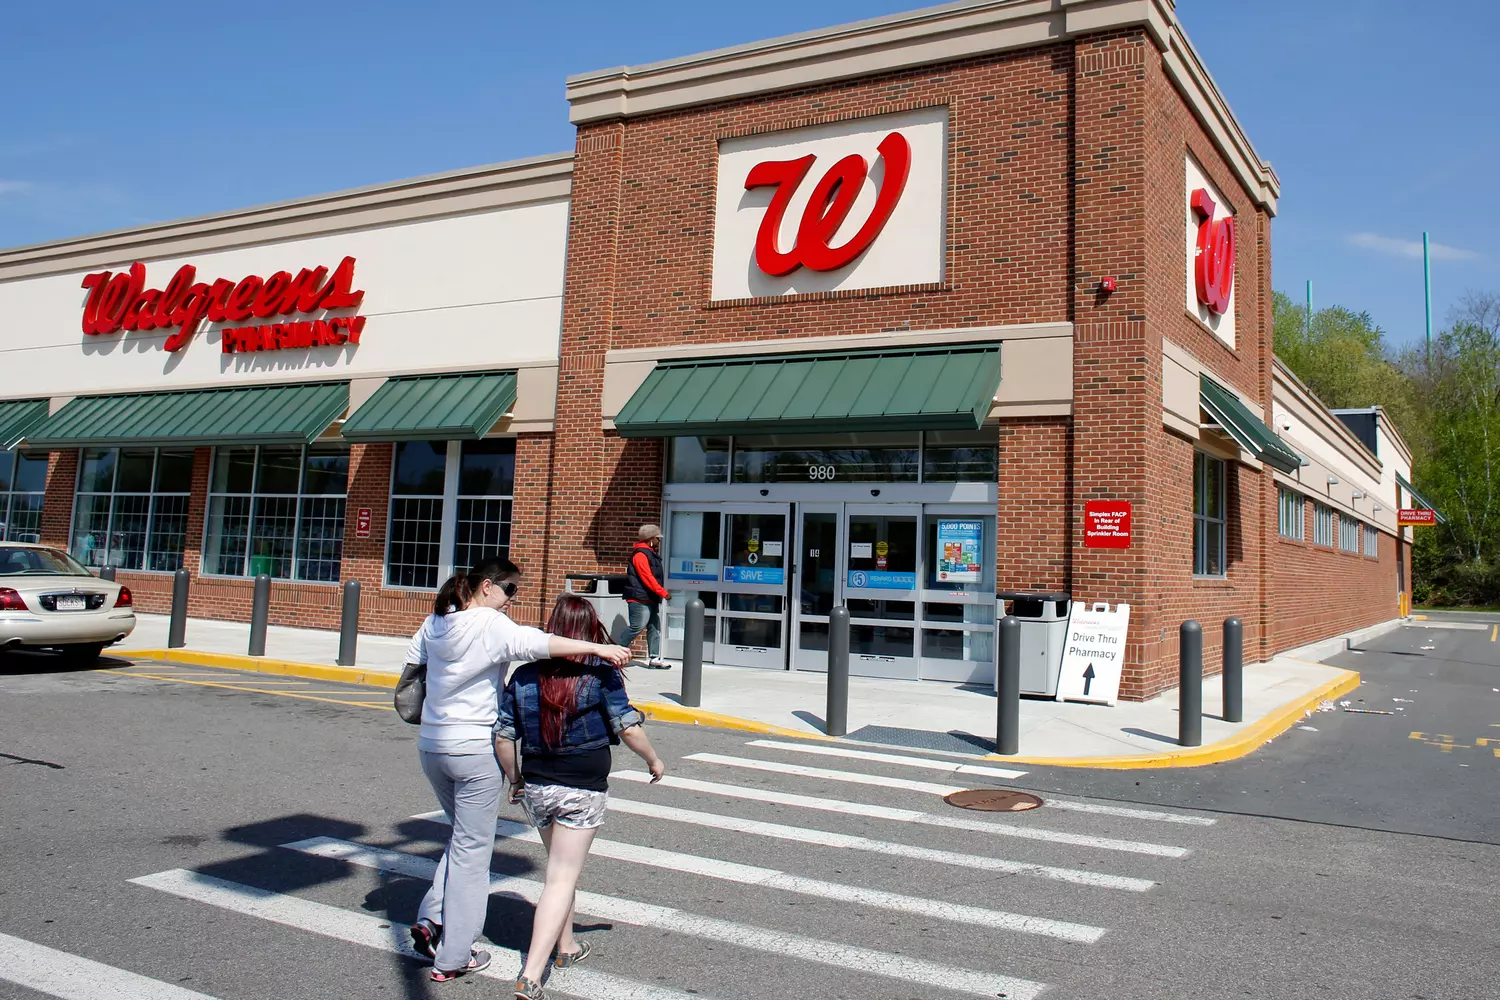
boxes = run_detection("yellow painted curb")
[634,701,836,741]
[121,646,1359,769]
[122,649,400,689]
[979,668,1362,769]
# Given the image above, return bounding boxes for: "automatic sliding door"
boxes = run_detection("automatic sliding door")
[919,509,997,683]
[663,506,720,663]
[843,504,920,679]
[717,506,789,668]
[793,504,842,672]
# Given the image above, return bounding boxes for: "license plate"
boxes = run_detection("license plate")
[54,596,86,611]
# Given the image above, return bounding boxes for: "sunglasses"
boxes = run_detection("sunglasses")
[499,581,519,599]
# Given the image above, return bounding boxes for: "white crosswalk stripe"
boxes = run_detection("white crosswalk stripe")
[409,812,1106,942]
[617,769,1191,857]
[0,931,224,1000]
[744,740,1217,825]
[286,836,1047,999]
[129,868,707,1000]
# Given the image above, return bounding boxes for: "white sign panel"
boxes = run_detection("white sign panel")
[712,107,948,301]
[1056,602,1131,706]
[850,542,873,558]
[1184,156,1236,348]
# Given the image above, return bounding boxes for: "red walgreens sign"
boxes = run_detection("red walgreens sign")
[1397,508,1437,526]
[1084,500,1132,548]
[744,131,911,276]
[80,256,365,353]
[1190,189,1235,315]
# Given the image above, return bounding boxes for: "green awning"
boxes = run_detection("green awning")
[614,345,1004,438]
[24,382,349,449]
[341,372,517,442]
[0,399,48,450]
[1396,473,1448,523]
[1199,375,1302,474]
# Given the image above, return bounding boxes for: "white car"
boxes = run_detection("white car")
[0,543,136,665]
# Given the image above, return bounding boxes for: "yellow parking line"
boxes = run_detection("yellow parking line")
[1490,624,1497,642]
[102,669,394,712]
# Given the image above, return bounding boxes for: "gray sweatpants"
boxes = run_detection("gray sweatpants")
[417,750,502,971]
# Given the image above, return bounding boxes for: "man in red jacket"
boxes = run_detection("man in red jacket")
[618,523,670,668]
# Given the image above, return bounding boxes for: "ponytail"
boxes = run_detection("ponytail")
[434,555,521,615]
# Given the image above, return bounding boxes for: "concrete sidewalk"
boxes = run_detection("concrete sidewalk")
[114,612,1383,767]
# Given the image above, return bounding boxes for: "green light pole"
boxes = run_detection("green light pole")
[1423,232,1432,365]
[1305,279,1312,338]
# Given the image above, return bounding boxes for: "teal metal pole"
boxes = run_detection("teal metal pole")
[1423,232,1432,365]
[1305,279,1312,338]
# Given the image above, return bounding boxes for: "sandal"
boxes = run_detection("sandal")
[554,939,591,968]
[514,976,547,999]
[410,919,441,960]
[431,949,491,982]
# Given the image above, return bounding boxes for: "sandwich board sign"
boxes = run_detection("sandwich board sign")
[1056,602,1131,706]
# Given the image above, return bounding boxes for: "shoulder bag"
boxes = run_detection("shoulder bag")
[394,662,427,724]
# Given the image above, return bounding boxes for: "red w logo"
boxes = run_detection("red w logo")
[1191,189,1235,316]
[743,132,912,277]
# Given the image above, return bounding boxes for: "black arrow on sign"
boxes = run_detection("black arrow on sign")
[1082,663,1096,697]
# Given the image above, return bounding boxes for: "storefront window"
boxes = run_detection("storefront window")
[1192,452,1226,577]
[203,444,348,581]
[385,439,516,588]
[922,429,998,482]
[733,434,919,483]
[666,432,997,484]
[668,438,730,483]
[72,448,192,571]
[0,451,48,544]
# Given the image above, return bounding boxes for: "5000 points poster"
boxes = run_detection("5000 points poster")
[936,520,983,583]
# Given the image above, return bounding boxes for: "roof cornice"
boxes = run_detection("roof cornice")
[566,0,1277,212]
[0,152,574,280]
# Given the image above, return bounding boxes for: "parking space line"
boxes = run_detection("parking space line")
[102,670,392,711]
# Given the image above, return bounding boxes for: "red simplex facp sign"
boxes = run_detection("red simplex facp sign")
[1397,508,1437,526]
[743,131,912,276]
[355,507,373,538]
[80,256,365,353]
[1084,500,1132,548]
[1190,188,1235,315]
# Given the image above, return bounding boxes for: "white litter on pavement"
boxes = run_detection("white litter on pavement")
[1297,726,1319,732]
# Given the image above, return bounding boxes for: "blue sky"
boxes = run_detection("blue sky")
[2,0,1494,348]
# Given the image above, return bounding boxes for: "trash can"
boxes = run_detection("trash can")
[996,591,1071,696]
[565,573,631,644]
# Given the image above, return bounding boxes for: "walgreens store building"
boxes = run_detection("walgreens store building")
[0,0,1415,698]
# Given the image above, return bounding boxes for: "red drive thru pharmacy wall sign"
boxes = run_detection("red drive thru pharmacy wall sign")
[1084,500,1132,548]
[1397,508,1437,526]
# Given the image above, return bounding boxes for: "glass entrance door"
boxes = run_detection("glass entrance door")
[716,505,789,668]
[843,503,921,678]
[792,504,842,672]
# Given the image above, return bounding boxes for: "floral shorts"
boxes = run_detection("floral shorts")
[520,782,609,830]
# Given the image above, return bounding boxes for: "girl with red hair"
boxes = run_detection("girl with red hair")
[495,593,665,1000]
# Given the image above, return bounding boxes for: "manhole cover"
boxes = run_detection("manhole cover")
[944,789,1043,812]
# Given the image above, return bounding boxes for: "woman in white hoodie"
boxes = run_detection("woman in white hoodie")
[405,556,630,982]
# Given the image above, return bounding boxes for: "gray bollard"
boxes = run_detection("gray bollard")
[826,605,851,738]
[336,580,360,666]
[681,598,704,708]
[168,568,190,649]
[1179,620,1203,747]
[99,565,117,582]
[996,615,1021,755]
[1222,617,1243,724]
[248,574,271,656]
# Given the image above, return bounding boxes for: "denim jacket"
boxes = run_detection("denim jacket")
[495,660,645,755]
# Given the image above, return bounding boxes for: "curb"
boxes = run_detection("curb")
[120,647,1358,769]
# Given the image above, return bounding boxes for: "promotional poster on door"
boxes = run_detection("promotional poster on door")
[936,519,984,583]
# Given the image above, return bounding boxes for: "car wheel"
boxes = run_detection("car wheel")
[60,643,106,667]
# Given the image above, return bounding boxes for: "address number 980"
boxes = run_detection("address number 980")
[807,465,837,481]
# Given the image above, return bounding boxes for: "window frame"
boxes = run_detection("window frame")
[1277,487,1305,541]
[384,438,517,590]
[199,443,349,583]
[1313,504,1335,548]
[1363,524,1379,558]
[1339,513,1360,554]
[70,447,193,573]
[1192,451,1228,578]
[0,449,49,545]
[666,430,999,486]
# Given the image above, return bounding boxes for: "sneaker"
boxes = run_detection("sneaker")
[514,976,547,999]
[431,949,491,982]
[409,919,441,960]
[554,939,592,968]
[646,657,670,669]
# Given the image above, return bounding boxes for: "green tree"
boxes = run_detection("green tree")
[1272,291,1414,432]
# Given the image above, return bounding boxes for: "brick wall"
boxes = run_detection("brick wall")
[996,417,1069,592]
[1269,502,1400,652]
